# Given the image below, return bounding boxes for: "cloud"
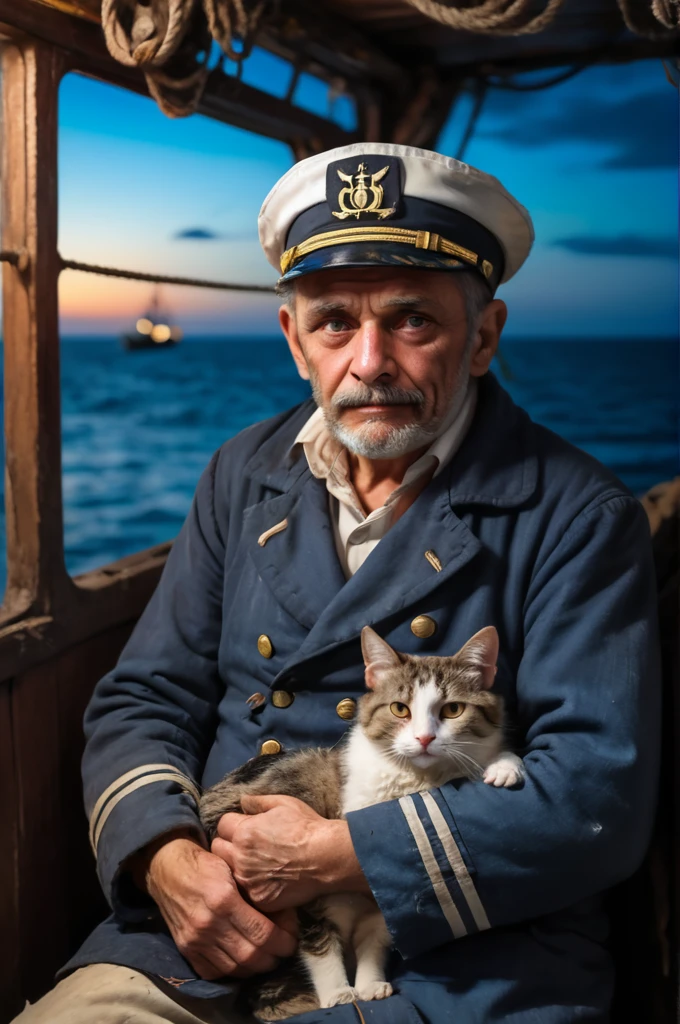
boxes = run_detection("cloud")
[552,234,678,258]
[173,227,222,240]
[481,88,677,169]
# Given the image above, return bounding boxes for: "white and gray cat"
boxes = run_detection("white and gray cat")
[199,625,523,1021]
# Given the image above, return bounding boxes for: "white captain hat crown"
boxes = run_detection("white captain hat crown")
[258,142,534,293]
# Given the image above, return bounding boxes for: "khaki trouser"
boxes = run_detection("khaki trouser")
[13,963,256,1024]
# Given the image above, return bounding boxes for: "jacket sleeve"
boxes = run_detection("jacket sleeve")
[346,494,661,959]
[82,450,226,920]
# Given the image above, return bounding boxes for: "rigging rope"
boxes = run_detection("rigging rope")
[101,0,266,116]
[618,0,680,34]
[399,0,565,36]
[99,0,679,118]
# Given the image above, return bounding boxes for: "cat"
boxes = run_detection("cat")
[199,624,523,1021]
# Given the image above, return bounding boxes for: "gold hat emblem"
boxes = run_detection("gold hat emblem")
[333,163,395,221]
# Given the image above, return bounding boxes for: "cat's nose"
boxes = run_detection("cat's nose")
[416,734,436,750]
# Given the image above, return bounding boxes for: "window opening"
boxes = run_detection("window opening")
[438,58,680,494]
[57,71,311,578]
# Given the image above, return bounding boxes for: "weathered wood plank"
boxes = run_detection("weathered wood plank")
[1,41,68,618]
[12,657,69,1003]
[0,683,21,1019]
[0,543,169,683]
[55,623,134,958]
[0,620,136,1019]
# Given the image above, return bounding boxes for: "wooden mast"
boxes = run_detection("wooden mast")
[2,41,68,621]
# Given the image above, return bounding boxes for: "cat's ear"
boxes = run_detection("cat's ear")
[458,626,499,690]
[361,626,402,689]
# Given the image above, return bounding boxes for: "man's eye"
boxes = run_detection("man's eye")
[326,320,348,333]
[404,315,427,328]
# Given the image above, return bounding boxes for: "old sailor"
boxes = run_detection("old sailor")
[17,144,660,1024]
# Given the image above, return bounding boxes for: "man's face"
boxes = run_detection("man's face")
[279,267,506,460]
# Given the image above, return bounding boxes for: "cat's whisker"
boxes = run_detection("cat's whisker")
[445,748,485,777]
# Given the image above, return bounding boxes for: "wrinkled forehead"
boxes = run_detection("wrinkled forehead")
[290,266,467,311]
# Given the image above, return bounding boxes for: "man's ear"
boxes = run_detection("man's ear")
[361,626,402,689]
[457,626,499,690]
[279,305,310,381]
[469,299,507,378]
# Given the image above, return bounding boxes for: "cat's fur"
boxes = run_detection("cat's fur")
[199,625,523,1021]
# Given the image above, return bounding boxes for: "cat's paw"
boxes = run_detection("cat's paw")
[356,981,393,1002]
[322,987,359,1008]
[483,754,524,788]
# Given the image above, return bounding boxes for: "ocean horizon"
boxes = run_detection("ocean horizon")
[0,335,677,591]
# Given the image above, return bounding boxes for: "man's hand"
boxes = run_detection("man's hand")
[135,831,298,980]
[211,794,370,912]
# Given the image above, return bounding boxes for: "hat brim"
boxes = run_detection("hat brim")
[279,242,483,284]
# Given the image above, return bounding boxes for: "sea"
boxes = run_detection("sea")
[0,337,678,591]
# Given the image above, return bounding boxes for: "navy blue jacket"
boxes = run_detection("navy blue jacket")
[64,373,661,1024]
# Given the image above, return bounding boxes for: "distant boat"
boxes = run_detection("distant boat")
[121,288,183,350]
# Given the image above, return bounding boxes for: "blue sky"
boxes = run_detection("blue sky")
[58,54,678,338]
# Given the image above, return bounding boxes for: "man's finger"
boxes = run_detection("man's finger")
[186,947,240,981]
[270,907,299,938]
[230,898,298,959]
[239,793,300,813]
[216,811,246,841]
[210,836,234,866]
[218,933,279,975]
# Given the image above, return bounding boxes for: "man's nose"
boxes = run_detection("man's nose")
[349,322,394,384]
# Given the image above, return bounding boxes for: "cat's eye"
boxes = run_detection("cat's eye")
[441,702,466,719]
[390,701,411,719]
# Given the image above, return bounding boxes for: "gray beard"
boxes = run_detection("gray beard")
[330,419,441,459]
[311,376,470,460]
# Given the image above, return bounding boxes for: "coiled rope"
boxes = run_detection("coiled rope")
[399,0,565,37]
[100,0,679,118]
[101,0,266,116]
[618,0,680,34]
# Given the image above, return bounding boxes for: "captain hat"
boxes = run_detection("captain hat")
[258,142,534,294]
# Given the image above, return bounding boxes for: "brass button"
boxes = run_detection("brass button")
[336,698,357,721]
[257,634,274,659]
[271,689,294,709]
[260,739,282,755]
[411,615,437,639]
[246,692,266,710]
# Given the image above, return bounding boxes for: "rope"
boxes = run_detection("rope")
[617,0,680,34]
[399,0,566,36]
[60,257,276,293]
[100,0,268,117]
[653,0,680,29]
[99,0,679,117]
[101,0,197,67]
[203,0,266,61]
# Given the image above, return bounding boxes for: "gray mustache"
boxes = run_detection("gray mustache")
[332,384,425,410]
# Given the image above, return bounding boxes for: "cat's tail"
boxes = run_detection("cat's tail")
[244,968,320,1022]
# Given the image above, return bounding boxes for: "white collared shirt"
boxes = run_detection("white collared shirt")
[294,382,477,577]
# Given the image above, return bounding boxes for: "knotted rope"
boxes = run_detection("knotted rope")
[618,0,680,34]
[100,0,679,118]
[399,0,565,36]
[101,0,266,116]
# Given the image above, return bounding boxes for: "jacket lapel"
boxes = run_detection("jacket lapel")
[242,376,538,663]
[245,473,347,632]
[279,470,482,672]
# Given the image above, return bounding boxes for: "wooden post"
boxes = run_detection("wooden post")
[1,40,69,620]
